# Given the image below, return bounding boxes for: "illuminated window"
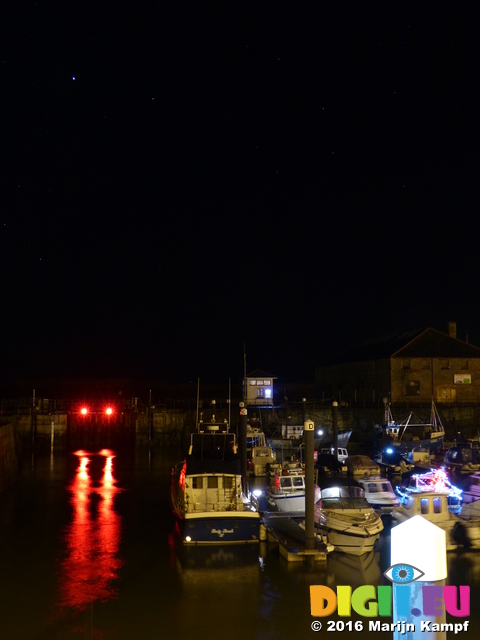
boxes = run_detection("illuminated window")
[420,498,429,514]
[264,380,271,385]
[256,380,264,386]
[249,380,257,386]
[264,388,272,399]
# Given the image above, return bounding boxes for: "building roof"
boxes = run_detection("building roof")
[246,369,277,379]
[318,328,480,366]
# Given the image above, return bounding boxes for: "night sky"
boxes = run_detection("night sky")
[1,2,479,385]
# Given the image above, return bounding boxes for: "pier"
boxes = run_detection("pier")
[262,514,329,562]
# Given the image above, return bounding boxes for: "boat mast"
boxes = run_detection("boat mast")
[196,378,200,431]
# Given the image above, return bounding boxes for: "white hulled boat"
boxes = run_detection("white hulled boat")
[313,478,384,556]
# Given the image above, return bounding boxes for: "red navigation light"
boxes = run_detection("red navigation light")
[80,407,88,416]
[105,407,113,416]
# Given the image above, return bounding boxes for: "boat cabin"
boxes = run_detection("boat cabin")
[396,492,453,523]
[268,470,306,495]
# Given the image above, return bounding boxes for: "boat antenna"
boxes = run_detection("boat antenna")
[196,378,200,432]
[243,342,247,402]
[228,378,231,430]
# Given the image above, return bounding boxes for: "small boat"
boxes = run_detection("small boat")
[170,398,260,544]
[395,468,463,515]
[392,489,480,550]
[384,399,445,452]
[313,478,384,556]
[346,455,381,477]
[403,446,433,470]
[374,448,415,475]
[249,443,276,477]
[462,472,480,504]
[443,446,480,476]
[357,477,400,515]
[265,463,317,513]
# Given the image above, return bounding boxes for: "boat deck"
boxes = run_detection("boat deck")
[261,514,329,562]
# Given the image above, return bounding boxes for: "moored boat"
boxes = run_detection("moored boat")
[265,463,318,513]
[357,477,400,515]
[385,399,445,452]
[392,489,480,550]
[443,445,480,476]
[170,401,260,544]
[313,478,384,556]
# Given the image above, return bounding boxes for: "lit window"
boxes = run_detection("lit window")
[265,389,272,398]
[256,380,264,386]
[249,380,257,386]
[264,380,271,385]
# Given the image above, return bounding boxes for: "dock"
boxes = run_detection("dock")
[261,513,330,562]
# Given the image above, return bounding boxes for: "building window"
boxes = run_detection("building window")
[256,388,265,398]
[264,379,271,385]
[256,380,264,386]
[441,360,450,370]
[249,380,257,386]
[406,381,420,396]
[402,360,411,369]
[264,388,272,399]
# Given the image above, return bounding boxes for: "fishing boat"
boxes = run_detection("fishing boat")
[312,477,384,556]
[384,399,445,452]
[170,398,260,544]
[357,477,400,515]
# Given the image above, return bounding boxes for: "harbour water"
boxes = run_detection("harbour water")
[0,448,479,639]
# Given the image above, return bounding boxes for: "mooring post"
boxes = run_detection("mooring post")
[304,416,315,551]
[332,400,338,461]
[391,516,447,640]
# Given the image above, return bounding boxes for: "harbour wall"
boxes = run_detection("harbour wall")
[7,402,480,453]
[0,420,20,491]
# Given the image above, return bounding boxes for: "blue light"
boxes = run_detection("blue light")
[386,448,393,454]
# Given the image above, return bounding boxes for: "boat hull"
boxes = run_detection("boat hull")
[182,511,261,544]
[266,492,306,513]
[315,527,380,556]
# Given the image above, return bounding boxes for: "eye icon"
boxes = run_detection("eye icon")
[384,564,425,584]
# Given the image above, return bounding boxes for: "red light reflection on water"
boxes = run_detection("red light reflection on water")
[59,451,123,611]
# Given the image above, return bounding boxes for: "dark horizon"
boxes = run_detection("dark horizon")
[2,3,479,385]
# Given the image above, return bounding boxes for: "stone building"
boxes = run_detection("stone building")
[315,323,480,406]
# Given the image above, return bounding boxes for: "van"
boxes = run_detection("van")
[321,447,349,464]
